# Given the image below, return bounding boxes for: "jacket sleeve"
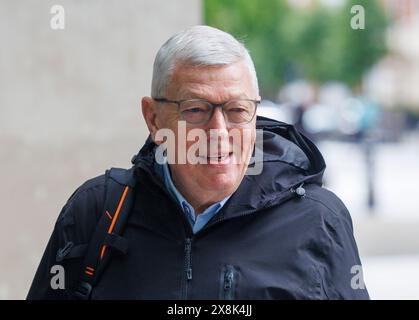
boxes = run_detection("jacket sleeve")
[315,192,370,300]
[26,177,105,300]
[26,212,71,299]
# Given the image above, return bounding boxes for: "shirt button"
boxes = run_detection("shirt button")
[183,203,190,214]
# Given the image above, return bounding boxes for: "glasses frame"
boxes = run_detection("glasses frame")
[153,98,261,126]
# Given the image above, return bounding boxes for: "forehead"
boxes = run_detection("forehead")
[167,60,256,101]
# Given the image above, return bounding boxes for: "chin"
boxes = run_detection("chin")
[201,171,239,193]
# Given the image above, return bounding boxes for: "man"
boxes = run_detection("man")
[27,25,369,299]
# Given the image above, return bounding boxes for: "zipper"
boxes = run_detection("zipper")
[220,265,237,300]
[182,237,193,299]
[136,161,195,300]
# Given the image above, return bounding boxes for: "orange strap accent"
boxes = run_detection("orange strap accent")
[100,186,130,259]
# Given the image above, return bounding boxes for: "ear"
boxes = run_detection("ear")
[141,97,162,143]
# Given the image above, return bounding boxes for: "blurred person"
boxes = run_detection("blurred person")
[293,103,317,142]
[27,26,369,300]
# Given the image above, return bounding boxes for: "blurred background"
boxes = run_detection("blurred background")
[1,0,418,299]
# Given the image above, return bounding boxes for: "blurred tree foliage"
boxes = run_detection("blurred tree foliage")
[204,0,389,99]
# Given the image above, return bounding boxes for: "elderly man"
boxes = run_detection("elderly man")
[27,26,369,300]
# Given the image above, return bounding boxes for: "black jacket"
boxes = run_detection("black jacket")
[27,117,369,300]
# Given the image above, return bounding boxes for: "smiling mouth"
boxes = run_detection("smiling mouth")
[199,152,233,163]
[207,154,229,161]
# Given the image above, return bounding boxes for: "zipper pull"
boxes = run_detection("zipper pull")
[186,268,193,280]
[224,269,234,289]
[184,238,193,281]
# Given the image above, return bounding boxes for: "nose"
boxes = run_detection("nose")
[206,106,228,130]
[206,106,230,153]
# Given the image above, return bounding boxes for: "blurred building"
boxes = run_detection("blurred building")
[380,0,419,21]
[365,0,419,112]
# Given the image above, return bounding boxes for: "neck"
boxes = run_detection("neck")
[178,185,225,216]
[170,173,230,216]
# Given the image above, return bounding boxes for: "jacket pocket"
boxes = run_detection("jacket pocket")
[219,265,238,300]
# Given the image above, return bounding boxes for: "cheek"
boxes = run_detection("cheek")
[234,127,256,163]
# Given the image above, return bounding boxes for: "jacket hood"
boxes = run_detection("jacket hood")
[132,116,326,212]
[254,116,325,187]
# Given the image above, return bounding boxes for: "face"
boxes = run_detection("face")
[142,60,259,211]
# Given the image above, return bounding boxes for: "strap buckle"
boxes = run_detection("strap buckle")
[73,281,93,300]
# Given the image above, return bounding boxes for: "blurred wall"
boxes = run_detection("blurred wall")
[0,0,201,299]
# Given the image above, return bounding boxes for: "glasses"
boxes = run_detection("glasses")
[154,98,260,125]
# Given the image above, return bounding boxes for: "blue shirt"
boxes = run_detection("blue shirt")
[154,160,231,234]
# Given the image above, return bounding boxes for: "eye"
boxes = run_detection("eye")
[183,107,206,113]
[225,100,253,112]
[180,100,209,113]
[229,107,247,113]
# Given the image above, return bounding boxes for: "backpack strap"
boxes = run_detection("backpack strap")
[73,167,137,300]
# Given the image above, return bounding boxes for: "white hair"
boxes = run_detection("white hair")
[151,25,259,98]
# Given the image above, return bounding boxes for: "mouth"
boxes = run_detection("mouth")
[207,153,230,161]
[199,152,234,164]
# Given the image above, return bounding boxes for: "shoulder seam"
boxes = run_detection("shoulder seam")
[304,194,342,220]
[66,178,105,207]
